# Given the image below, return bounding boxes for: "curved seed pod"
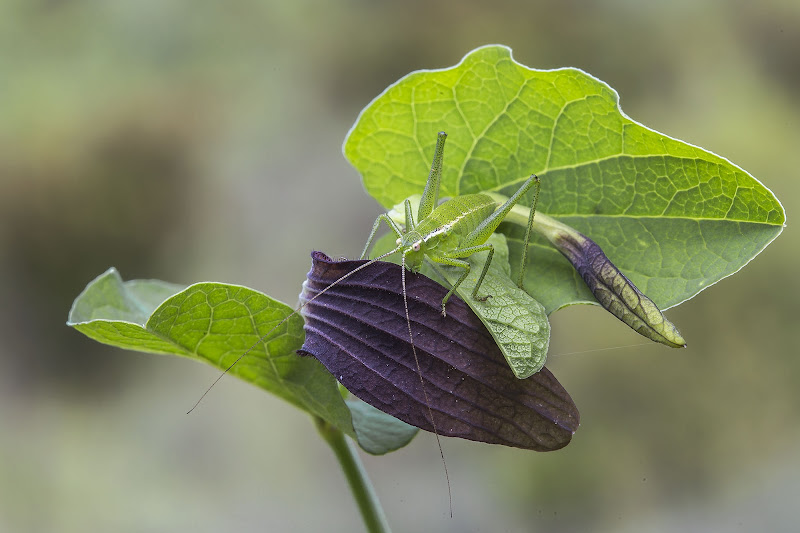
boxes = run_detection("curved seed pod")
[297,252,579,451]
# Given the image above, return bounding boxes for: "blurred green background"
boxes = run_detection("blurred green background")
[1,0,797,531]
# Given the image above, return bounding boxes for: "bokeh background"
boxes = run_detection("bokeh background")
[1,1,797,531]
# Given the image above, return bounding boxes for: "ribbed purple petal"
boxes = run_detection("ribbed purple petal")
[297,252,579,451]
[552,230,686,348]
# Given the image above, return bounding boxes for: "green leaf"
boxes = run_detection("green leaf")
[68,267,186,324]
[422,234,550,379]
[344,45,785,313]
[68,268,356,439]
[346,397,419,455]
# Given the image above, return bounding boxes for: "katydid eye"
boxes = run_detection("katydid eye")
[412,241,421,252]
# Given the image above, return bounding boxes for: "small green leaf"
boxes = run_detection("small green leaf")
[423,234,550,379]
[344,45,785,313]
[346,397,419,455]
[68,267,186,327]
[68,268,356,439]
[68,267,190,354]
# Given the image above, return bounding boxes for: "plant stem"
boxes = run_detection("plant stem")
[314,417,391,533]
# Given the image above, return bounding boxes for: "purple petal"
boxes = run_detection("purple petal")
[552,230,686,348]
[297,252,579,451]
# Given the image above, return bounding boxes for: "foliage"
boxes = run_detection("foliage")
[343,45,784,313]
[68,43,784,470]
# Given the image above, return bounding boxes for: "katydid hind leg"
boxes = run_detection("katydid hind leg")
[463,174,539,247]
[516,175,541,289]
[469,245,494,301]
[455,174,539,296]
[403,198,416,231]
[417,131,447,223]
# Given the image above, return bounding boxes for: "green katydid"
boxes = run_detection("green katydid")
[360,131,541,316]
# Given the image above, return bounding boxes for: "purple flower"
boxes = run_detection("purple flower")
[298,252,579,451]
[540,218,686,348]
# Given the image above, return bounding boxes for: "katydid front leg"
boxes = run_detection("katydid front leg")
[359,213,404,260]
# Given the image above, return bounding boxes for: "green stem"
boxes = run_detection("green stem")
[393,192,570,244]
[314,417,391,533]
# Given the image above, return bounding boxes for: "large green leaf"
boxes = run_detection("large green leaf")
[68,268,356,439]
[344,45,785,313]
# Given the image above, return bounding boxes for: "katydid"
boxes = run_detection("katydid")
[360,131,540,316]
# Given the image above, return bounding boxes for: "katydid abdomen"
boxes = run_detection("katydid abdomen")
[402,193,497,270]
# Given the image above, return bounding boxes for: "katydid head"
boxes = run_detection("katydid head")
[396,230,425,271]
